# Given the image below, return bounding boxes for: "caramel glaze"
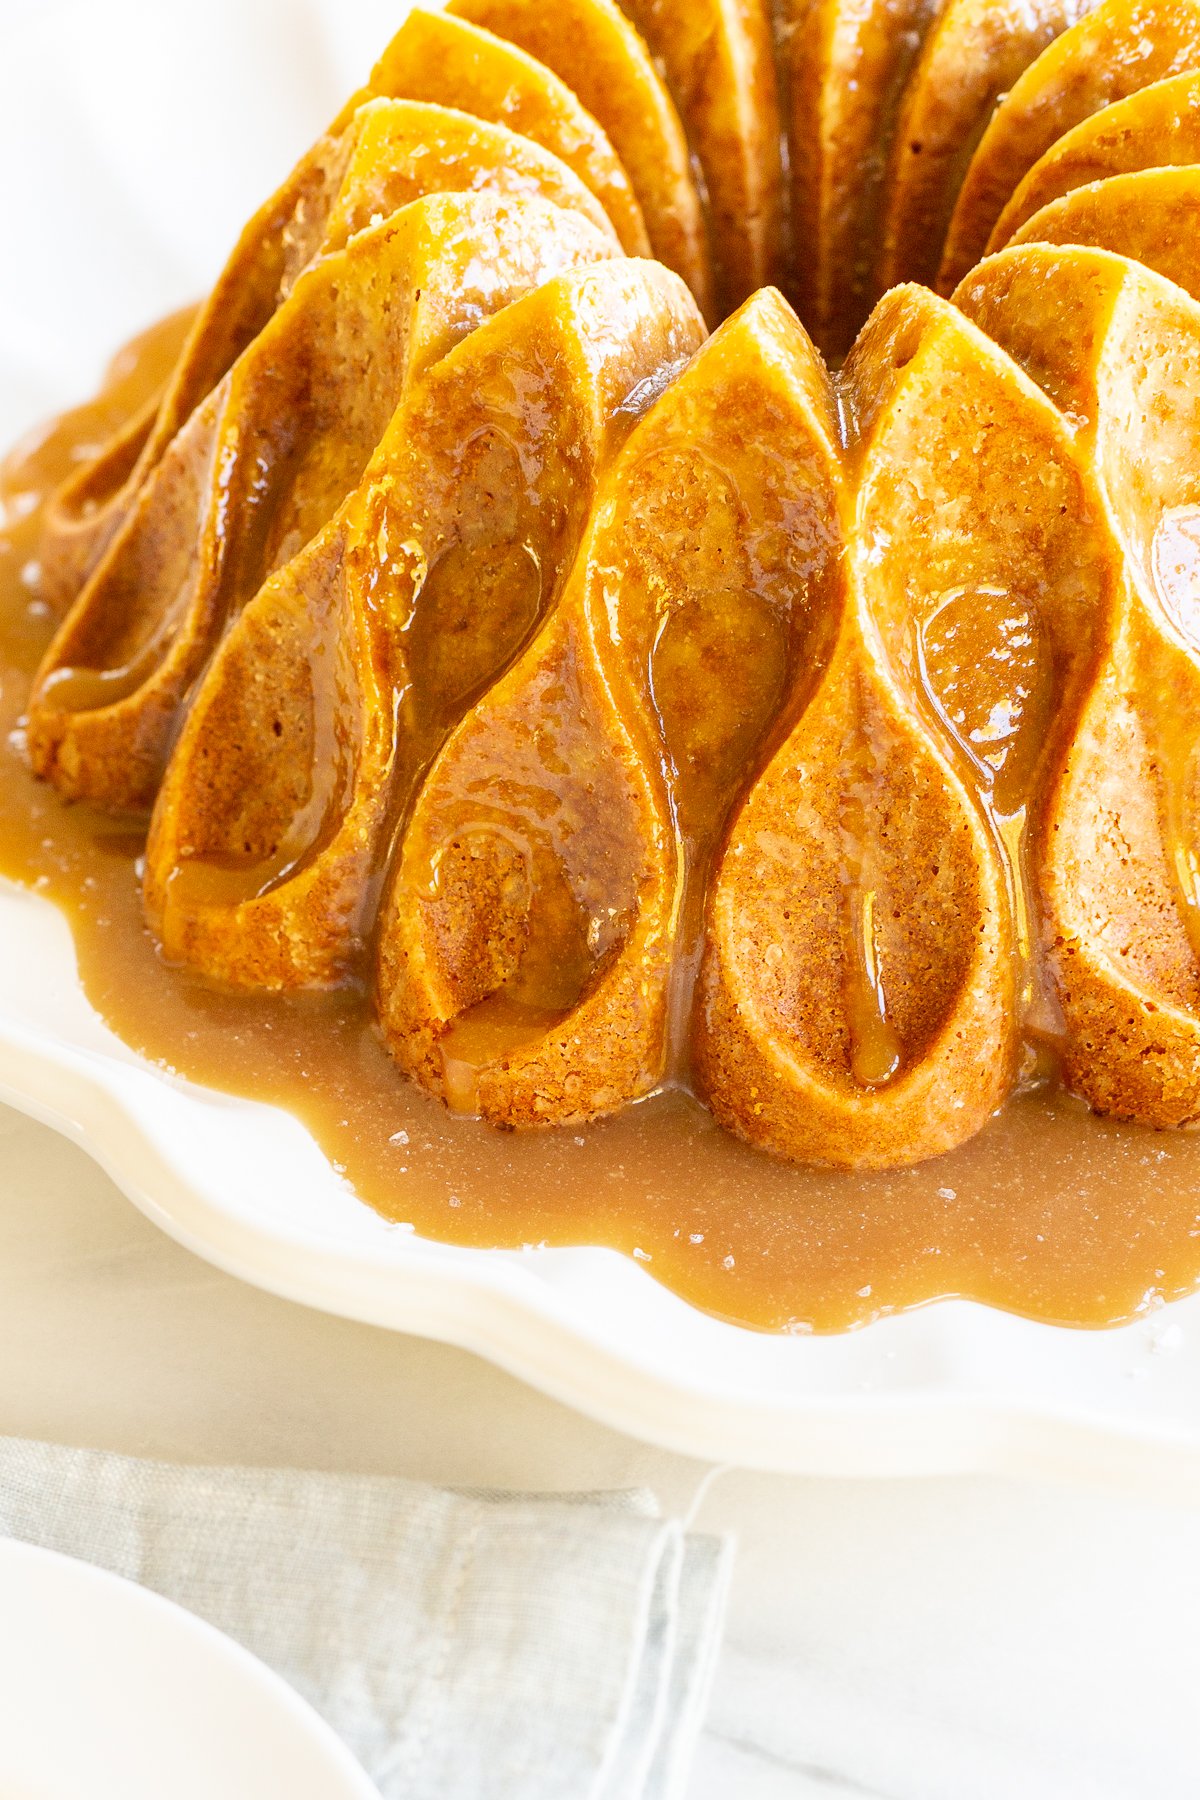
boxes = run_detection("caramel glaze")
[4,320,1200,1335]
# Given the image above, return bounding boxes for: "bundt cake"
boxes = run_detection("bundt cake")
[12,0,1200,1173]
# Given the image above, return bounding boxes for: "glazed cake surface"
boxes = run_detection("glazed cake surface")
[14,0,1200,1173]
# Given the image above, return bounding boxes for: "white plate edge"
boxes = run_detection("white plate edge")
[5,959,1200,1496]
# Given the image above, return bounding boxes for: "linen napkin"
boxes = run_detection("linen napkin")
[0,1435,731,1800]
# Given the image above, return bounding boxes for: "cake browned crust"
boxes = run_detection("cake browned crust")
[145,259,704,990]
[18,0,1200,1168]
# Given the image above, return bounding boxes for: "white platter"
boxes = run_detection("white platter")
[5,0,1200,1492]
[0,1538,379,1800]
[7,874,1200,1492]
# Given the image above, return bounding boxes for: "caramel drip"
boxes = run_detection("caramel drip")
[161,591,355,919]
[396,537,545,785]
[648,578,792,1080]
[436,824,593,1113]
[1151,504,1200,970]
[441,996,567,1114]
[38,617,180,714]
[154,429,548,937]
[837,686,902,1088]
[914,583,1062,1041]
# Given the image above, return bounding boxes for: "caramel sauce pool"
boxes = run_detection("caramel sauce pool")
[4,321,1200,1334]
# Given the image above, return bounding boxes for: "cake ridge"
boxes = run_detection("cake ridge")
[377,285,839,1125]
[985,68,1200,256]
[37,14,647,617]
[27,190,616,815]
[956,243,1200,1127]
[446,0,714,318]
[14,0,1200,1168]
[938,0,1200,291]
[143,258,705,994]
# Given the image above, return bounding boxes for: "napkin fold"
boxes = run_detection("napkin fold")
[0,1436,731,1800]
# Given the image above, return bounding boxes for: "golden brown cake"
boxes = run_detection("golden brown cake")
[376,286,835,1126]
[28,192,616,811]
[15,0,1200,1171]
[145,259,704,990]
